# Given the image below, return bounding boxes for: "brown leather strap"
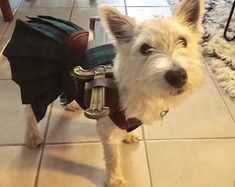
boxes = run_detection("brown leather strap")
[67,31,89,55]
[109,110,142,132]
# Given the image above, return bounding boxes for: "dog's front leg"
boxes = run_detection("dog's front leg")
[97,117,126,187]
[25,104,44,148]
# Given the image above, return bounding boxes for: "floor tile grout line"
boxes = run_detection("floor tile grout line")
[44,140,143,146]
[14,0,24,14]
[145,136,235,141]
[0,5,170,10]
[34,103,53,187]
[204,63,235,125]
[142,127,154,187]
[2,136,235,148]
[45,141,103,145]
[126,6,170,7]
[203,62,235,123]
[0,79,11,80]
[18,6,125,9]
[0,143,25,147]
[0,141,101,147]
[75,5,126,7]
[0,140,144,147]
[69,0,76,21]
[124,0,128,15]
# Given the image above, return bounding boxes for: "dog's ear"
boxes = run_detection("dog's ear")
[173,0,204,29]
[99,5,136,43]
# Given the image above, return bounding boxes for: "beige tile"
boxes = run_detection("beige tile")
[127,7,172,21]
[19,0,73,8]
[46,100,143,143]
[46,100,98,143]
[74,0,125,7]
[0,146,41,187]
[0,37,11,79]
[126,0,169,6]
[147,139,235,187]
[70,7,126,30]
[3,8,71,38]
[0,37,9,51]
[219,93,235,123]
[207,65,235,124]
[0,80,48,144]
[0,54,11,79]
[9,0,23,12]
[0,22,8,38]
[144,70,235,139]
[70,8,99,31]
[38,142,151,187]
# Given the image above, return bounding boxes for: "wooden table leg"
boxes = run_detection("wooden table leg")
[0,0,13,21]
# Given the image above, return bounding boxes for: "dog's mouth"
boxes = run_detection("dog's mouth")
[169,87,185,96]
[175,88,185,95]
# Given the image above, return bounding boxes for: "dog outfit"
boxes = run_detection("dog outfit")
[3,16,141,132]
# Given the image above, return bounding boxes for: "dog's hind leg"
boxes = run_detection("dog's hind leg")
[97,117,126,187]
[25,104,44,148]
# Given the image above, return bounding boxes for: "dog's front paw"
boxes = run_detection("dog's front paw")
[123,133,140,144]
[65,101,79,112]
[25,133,44,148]
[107,176,126,187]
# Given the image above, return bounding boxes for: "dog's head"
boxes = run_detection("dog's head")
[99,0,204,98]
[99,1,204,122]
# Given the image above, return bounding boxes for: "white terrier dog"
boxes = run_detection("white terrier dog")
[25,0,204,186]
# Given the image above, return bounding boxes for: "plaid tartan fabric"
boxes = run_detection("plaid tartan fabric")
[27,16,83,44]
[3,16,116,122]
[36,16,83,35]
[4,20,63,58]
[37,16,83,31]
[72,44,116,69]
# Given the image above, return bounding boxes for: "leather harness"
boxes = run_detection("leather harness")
[72,66,142,132]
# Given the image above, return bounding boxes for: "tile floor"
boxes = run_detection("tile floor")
[0,0,235,187]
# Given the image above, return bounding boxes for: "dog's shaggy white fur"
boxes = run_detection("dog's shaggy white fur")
[25,0,205,186]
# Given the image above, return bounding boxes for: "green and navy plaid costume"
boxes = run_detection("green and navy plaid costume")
[3,16,116,122]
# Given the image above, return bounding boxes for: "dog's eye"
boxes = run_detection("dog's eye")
[140,43,152,55]
[178,37,187,47]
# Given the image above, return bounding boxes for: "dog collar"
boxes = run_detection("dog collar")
[160,107,169,118]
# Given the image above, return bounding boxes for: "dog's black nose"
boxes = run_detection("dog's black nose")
[165,68,188,88]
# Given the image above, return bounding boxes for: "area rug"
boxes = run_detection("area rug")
[167,0,235,97]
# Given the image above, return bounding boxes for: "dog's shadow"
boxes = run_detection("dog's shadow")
[43,154,105,186]
[18,148,105,186]
[47,106,98,142]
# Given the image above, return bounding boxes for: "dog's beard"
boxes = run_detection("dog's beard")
[169,87,186,96]
[135,56,203,98]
